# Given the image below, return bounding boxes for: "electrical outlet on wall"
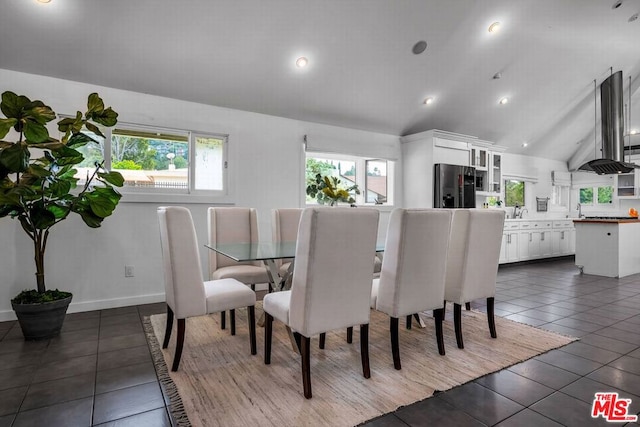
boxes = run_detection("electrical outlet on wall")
[124,265,135,277]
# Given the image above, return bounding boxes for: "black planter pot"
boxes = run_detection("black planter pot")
[11,295,73,340]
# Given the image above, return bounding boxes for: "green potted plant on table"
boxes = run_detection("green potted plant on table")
[306,173,360,206]
[0,91,124,340]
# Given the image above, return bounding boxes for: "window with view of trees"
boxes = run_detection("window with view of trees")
[579,186,613,205]
[504,179,525,207]
[305,153,393,205]
[73,124,226,194]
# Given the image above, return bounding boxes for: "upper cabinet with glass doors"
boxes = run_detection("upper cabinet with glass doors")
[470,143,505,196]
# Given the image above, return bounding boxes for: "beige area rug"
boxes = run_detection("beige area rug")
[144,305,576,427]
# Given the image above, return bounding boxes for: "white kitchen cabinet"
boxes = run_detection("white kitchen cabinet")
[616,171,636,198]
[491,152,502,194]
[552,229,571,255]
[552,220,575,256]
[500,221,520,263]
[470,146,488,170]
[518,229,532,260]
[615,155,640,198]
[539,230,553,257]
[500,219,574,264]
[470,143,505,197]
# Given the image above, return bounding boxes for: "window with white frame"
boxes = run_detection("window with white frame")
[579,185,613,205]
[72,123,227,195]
[305,152,393,205]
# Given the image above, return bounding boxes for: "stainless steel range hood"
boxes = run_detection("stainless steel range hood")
[578,71,637,174]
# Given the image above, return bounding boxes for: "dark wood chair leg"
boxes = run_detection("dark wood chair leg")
[319,333,326,349]
[454,303,464,349]
[230,309,236,336]
[406,314,412,330]
[433,308,445,355]
[248,306,257,355]
[162,305,174,349]
[301,336,312,399]
[250,284,256,291]
[360,324,371,379]
[390,317,401,370]
[487,297,497,338]
[264,313,273,364]
[293,332,303,354]
[172,318,186,372]
[465,302,471,311]
[347,326,353,343]
[221,311,226,330]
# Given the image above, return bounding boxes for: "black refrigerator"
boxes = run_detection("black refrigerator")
[433,163,476,208]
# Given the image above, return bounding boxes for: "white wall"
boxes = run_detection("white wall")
[0,69,401,320]
[501,153,571,218]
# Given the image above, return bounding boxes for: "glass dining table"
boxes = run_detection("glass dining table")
[205,241,298,292]
[205,241,389,350]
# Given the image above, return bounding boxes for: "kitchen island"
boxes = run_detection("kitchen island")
[573,217,640,278]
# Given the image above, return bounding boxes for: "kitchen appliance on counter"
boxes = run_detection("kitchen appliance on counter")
[434,163,476,208]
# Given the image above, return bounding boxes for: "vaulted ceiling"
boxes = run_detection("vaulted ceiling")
[2,0,640,165]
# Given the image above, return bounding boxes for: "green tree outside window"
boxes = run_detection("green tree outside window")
[504,180,525,207]
[597,186,613,204]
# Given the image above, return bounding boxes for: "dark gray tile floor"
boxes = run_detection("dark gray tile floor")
[1,257,639,426]
[364,257,640,427]
[0,303,172,427]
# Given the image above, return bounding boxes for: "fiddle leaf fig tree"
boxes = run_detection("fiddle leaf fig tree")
[0,91,124,298]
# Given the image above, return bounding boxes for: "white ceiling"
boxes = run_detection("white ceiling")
[2,0,640,164]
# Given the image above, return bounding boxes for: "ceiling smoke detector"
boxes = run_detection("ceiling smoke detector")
[412,40,427,55]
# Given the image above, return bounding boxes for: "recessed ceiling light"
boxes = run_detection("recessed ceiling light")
[423,97,434,105]
[488,22,501,33]
[499,97,509,105]
[612,0,623,9]
[36,0,52,3]
[631,129,638,135]
[295,57,308,68]
[493,72,502,80]
[629,13,638,22]
[412,40,428,55]
[522,142,528,147]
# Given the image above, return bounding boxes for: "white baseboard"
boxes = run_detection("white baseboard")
[0,293,166,322]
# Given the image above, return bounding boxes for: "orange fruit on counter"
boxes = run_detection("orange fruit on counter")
[629,208,638,217]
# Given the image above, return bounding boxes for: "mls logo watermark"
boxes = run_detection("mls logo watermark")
[591,392,638,422]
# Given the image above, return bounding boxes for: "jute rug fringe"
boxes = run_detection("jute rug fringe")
[144,316,192,427]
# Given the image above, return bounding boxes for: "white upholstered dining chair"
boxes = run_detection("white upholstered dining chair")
[271,208,303,277]
[207,207,269,330]
[444,209,505,349]
[263,207,380,399]
[371,208,453,369]
[157,206,257,371]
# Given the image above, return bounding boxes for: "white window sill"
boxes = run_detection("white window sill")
[120,192,235,205]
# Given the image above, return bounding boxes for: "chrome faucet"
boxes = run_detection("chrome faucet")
[519,208,528,218]
[513,205,521,219]
[577,203,584,218]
